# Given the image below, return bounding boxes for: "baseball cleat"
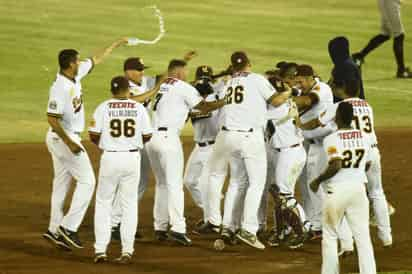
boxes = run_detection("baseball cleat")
[42,230,71,251]
[114,253,132,264]
[94,253,108,264]
[221,227,237,245]
[236,229,265,250]
[154,230,169,242]
[267,230,281,247]
[306,229,322,241]
[58,226,83,249]
[168,231,192,246]
[397,67,412,79]
[287,234,305,249]
[192,221,220,235]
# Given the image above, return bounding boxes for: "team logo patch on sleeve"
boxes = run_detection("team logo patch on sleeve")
[327,146,338,155]
[49,100,57,110]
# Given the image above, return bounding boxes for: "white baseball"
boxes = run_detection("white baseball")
[214,239,225,251]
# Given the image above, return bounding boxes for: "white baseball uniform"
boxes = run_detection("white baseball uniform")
[45,59,96,234]
[267,99,308,227]
[321,129,376,274]
[207,72,274,234]
[146,77,203,234]
[320,97,392,245]
[299,79,334,231]
[184,88,223,222]
[110,77,156,229]
[91,98,152,255]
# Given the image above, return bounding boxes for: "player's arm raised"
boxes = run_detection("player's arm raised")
[91,37,128,65]
[47,116,84,154]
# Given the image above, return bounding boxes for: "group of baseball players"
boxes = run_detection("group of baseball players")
[42,37,397,273]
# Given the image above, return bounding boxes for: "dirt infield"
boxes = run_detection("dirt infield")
[0,129,411,274]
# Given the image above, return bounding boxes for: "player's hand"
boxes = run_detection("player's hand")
[67,140,84,155]
[310,179,320,193]
[183,50,198,62]
[114,37,129,48]
[288,101,299,118]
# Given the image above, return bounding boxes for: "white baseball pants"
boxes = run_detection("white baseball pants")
[207,129,267,234]
[321,181,376,274]
[94,151,141,255]
[45,131,95,233]
[146,131,186,233]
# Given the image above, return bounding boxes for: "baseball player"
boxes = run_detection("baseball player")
[110,57,160,240]
[310,102,376,274]
[146,59,226,246]
[292,64,334,239]
[184,66,225,229]
[89,76,152,264]
[300,79,393,247]
[206,51,292,250]
[265,76,311,249]
[43,38,127,250]
[352,0,412,78]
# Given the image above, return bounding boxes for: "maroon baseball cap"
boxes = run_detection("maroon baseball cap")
[111,76,130,92]
[123,57,149,71]
[231,51,250,70]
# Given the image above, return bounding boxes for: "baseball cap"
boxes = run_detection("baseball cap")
[195,65,213,80]
[295,64,314,77]
[231,51,250,70]
[111,76,130,93]
[123,57,149,71]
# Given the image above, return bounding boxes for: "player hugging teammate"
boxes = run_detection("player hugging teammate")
[43,44,394,273]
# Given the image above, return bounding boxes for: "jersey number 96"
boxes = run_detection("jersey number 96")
[110,119,135,138]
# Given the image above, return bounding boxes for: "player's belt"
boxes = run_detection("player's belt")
[274,143,301,152]
[105,149,139,152]
[197,141,215,147]
[158,127,168,131]
[222,126,253,133]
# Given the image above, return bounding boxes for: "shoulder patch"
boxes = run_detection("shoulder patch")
[327,146,338,155]
[49,100,57,110]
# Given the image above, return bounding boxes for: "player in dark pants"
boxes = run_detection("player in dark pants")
[352,0,411,78]
[328,36,365,102]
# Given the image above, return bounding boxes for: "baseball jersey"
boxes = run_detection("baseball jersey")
[192,92,222,143]
[89,98,152,151]
[151,78,203,132]
[323,129,370,185]
[319,98,378,145]
[221,72,275,130]
[46,59,94,133]
[129,76,156,109]
[267,99,304,148]
[300,79,334,140]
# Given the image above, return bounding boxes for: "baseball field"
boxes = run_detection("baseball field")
[0,0,411,273]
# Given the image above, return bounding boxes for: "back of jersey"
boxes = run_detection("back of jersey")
[323,129,370,185]
[346,98,377,145]
[221,72,275,130]
[91,99,152,151]
[151,78,202,132]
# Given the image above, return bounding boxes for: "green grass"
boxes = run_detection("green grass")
[0,0,411,143]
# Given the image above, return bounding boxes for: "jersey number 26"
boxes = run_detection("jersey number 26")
[226,86,244,104]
